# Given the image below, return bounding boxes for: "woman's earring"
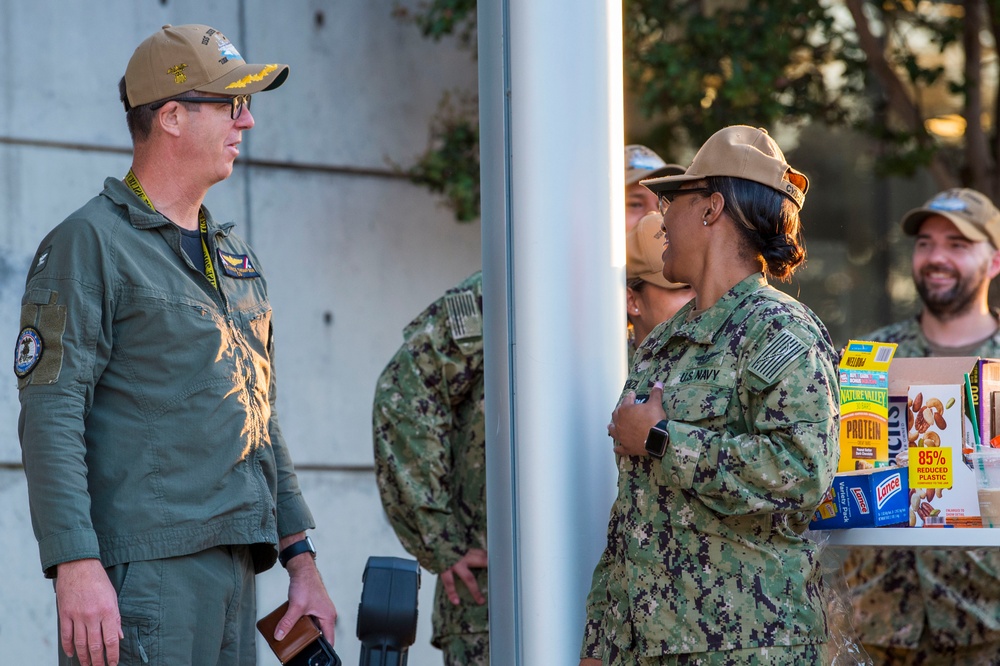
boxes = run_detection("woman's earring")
[702,220,707,226]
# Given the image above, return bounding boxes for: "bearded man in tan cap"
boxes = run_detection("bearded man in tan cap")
[844,188,1000,665]
[15,24,335,666]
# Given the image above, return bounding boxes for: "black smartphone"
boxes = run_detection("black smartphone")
[285,635,341,666]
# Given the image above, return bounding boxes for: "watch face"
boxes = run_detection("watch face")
[644,426,668,458]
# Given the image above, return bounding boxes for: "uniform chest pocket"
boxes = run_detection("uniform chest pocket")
[233,303,272,350]
[663,382,733,431]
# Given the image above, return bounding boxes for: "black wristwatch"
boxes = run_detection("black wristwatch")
[644,420,669,458]
[278,535,316,568]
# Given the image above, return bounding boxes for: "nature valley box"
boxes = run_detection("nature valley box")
[809,467,909,529]
[838,341,898,472]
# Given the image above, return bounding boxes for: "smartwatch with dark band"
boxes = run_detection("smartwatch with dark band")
[644,420,669,458]
[278,535,317,568]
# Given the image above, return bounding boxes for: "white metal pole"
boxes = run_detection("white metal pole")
[480,0,625,661]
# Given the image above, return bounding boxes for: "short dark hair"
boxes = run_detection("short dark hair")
[119,76,158,142]
[706,176,806,281]
[119,77,202,143]
[626,277,647,291]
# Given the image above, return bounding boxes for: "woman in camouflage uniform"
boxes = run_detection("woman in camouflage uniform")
[580,126,840,666]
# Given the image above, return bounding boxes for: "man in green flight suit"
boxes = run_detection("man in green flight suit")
[16,24,336,666]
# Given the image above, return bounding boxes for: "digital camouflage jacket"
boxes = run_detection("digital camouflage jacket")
[582,273,840,659]
[372,271,488,647]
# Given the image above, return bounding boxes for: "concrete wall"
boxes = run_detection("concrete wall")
[0,1,481,662]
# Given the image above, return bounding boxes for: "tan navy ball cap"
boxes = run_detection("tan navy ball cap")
[625,145,685,186]
[900,188,1000,248]
[626,211,688,290]
[125,24,289,108]
[640,125,809,210]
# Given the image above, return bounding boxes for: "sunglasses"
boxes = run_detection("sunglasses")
[149,94,252,120]
[657,188,711,215]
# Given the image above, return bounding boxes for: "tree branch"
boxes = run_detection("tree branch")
[844,0,957,189]
[965,0,990,195]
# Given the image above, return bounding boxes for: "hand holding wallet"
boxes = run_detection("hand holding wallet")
[256,601,341,666]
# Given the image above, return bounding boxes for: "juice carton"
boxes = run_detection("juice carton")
[838,341,898,472]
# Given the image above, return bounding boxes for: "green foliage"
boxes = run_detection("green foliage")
[394,0,477,46]
[394,2,479,220]
[861,2,969,181]
[408,95,481,223]
[400,0,993,219]
[625,0,868,153]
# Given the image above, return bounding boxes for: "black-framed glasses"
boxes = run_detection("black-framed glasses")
[150,94,252,120]
[657,187,710,215]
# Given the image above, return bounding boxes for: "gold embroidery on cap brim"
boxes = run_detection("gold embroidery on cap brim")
[225,64,279,89]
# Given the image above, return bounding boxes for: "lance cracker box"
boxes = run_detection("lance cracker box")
[838,341,898,472]
[809,467,909,529]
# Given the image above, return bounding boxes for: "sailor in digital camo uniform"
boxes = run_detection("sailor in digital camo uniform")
[581,126,840,665]
[372,271,488,666]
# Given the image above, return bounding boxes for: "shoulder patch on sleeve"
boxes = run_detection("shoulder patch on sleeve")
[445,289,482,341]
[748,328,809,383]
[17,298,66,387]
[14,327,43,377]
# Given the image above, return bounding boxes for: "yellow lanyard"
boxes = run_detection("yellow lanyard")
[125,169,218,290]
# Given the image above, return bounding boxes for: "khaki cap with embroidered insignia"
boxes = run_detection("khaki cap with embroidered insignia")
[625,145,685,186]
[124,24,289,108]
[901,188,1000,248]
[626,211,688,290]
[640,125,809,210]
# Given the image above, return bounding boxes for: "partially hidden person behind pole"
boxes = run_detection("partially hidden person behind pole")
[580,125,841,665]
[625,144,685,231]
[843,188,1000,666]
[14,24,336,666]
[626,210,695,358]
[372,271,488,666]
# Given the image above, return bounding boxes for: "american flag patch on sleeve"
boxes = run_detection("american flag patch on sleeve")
[748,329,809,383]
[445,290,482,341]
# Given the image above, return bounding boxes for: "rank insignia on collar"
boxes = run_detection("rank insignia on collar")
[31,245,52,276]
[14,327,43,378]
[217,249,261,278]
